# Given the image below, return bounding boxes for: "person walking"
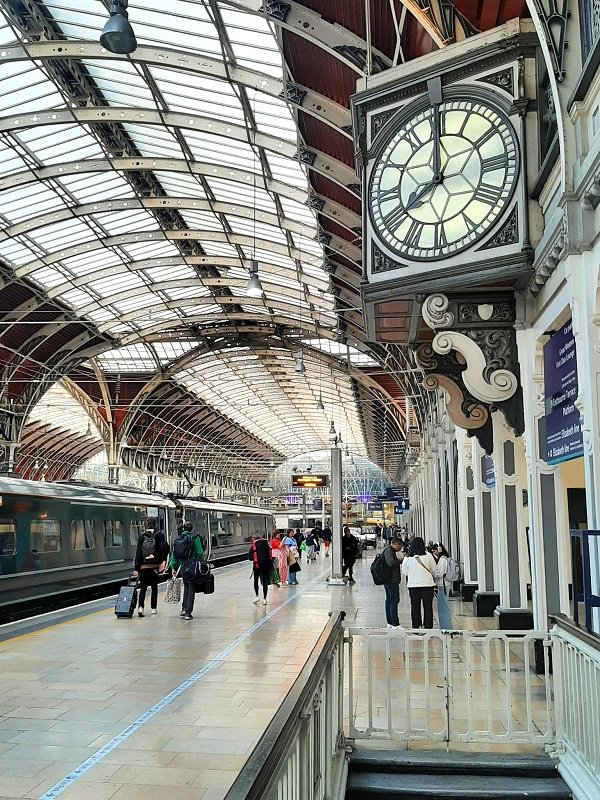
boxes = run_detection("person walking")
[382,537,404,627]
[402,536,437,628]
[133,517,169,617]
[249,533,272,605]
[432,542,453,629]
[305,528,315,562]
[341,526,358,584]
[169,521,203,620]
[321,527,332,557]
[283,530,299,585]
[274,532,289,585]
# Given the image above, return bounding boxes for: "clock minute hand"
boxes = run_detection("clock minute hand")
[428,77,443,182]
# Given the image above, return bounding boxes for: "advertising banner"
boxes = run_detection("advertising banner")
[544,320,583,464]
[482,455,496,488]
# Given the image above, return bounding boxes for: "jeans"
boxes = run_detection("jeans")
[408,586,435,628]
[182,581,195,616]
[288,568,298,585]
[138,568,159,609]
[436,583,452,629]
[253,566,270,598]
[384,582,400,626]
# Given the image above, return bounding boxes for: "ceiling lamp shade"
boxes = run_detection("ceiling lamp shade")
[246,259,263,297]
[316,393,325,411]
[100,1,137,55]
[329,420,336,436]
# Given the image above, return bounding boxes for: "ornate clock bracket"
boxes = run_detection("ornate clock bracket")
[417,293,524,453]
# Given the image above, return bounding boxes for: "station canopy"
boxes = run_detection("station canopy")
[0,1,526,487]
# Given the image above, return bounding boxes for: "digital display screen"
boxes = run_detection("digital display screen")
[291,474,328,488]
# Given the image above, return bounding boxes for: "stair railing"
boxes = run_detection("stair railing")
[224,611,348,800]
[551,614,600,799]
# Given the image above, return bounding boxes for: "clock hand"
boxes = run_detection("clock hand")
[381,179,438,229]
[427,77,443,182]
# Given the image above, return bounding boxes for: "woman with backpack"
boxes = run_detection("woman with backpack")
[401,536,437,628]
[169,521,203,620]
[133,517,169,617]
[432,542,453,629]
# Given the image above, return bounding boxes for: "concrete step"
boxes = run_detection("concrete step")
[345,771,572,799]
[348,748,560,778]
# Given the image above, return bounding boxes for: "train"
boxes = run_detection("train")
[0,476,274,620]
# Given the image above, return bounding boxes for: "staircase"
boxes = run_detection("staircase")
[345,748,572,799]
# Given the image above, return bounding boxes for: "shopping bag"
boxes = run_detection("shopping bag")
[164,576,182,603]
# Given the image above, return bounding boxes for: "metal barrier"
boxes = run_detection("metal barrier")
[346,626,554,745]
[224,611,348,800]
[552,614,600,799]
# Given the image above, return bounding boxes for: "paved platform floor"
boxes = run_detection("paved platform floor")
[0,550,493,800]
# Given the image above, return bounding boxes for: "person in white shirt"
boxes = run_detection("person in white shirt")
[401,536,437,628]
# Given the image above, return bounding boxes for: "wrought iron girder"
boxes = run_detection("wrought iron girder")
[0,42,351,137]
[397,0,479,46]
[530,0,570,80]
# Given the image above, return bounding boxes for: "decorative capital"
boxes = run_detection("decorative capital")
[422,373,489,430]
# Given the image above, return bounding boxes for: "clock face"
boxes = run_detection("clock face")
[369,97,519,261]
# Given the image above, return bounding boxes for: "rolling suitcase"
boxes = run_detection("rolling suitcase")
[115,580,138,618]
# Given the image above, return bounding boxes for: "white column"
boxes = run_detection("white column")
[472,438,496,592]
[518,326,570,628]
[329,445,345,586]
[455,427,477,585]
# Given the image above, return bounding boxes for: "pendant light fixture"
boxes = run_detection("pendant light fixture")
[100,0,137,54]
[246,259,263,297]
[294,351,305,374]
[316,392,324,411]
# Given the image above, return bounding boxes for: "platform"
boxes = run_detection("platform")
[0,552,486,800]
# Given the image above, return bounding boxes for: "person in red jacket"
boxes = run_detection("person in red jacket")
[250,534,273,605]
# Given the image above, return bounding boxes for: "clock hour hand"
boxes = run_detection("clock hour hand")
[381,179,437,228]
[428,77,443,182]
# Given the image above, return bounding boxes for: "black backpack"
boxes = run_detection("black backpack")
[141,531,158,561]
[172,532,194,561]
[370,552,392,585]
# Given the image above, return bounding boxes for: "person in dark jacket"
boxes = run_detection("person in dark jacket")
[250,534,272,605]
[321,527,332,556]
[133,518,169,617]
[382,538,404,627]
[341,526,358,584]
[169,521,204,620]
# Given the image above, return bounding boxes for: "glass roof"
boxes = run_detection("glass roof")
[0,0,401,478]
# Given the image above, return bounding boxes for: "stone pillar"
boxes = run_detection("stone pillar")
[329,444,345,586]
[444,422,459,561]
[518,326,570,629]
[491,412,532,628]
[472,437,499,616]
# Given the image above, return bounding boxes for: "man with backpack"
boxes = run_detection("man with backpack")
[133,517,169,617]
[371,537,404,627]
[169,521,204,620]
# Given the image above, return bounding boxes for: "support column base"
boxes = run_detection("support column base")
[473,590,500,617]
[494,607,534,630]
[461,583,478,602]
[327,576,347,587]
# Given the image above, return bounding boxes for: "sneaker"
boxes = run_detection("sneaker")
[349,579,356,584]
[262,599,267,605]
[151,609,158,615]
[138,608,144,617]
[184,615,193,620]
[253,597,260,604]
[179,610,186,617]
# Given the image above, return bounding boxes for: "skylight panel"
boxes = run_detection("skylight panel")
[152,340,199,361]
[82,61,156,108]
[200,241,239,257]
[120,240,180,260]
[114,292,160,314]
[151,68,245,122]
[97,344,157,372]
[0,139,28,179]
[266,152,308,188]
[60,247,122,276]
[93,209,157,236]
[62,287,98,310]
[129,0,220,55]
[179,210,224,232]
[15,125,103,165]
[143,264,198,283]
[0,182,64,223]
[206,178,277,214]
[87,271,147,296]
[32,218,93,251]
[0,62,63,115]
[152,171,207,197]
[58,171,134,203]
[183,130,256,170]
[121,123,185,159]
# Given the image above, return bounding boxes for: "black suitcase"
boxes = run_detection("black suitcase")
[200,574,214,594]
[115,584,138,618]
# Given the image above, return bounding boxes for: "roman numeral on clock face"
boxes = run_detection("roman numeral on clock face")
[481,154,508,173]
[473,183,500,205]
[404,219,424,248]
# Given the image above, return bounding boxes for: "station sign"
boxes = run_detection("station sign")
[396,498,410,512]
[543,320,583,464]
[291,474,329,489]
[482,456,496,488]
[385,485,409,499]
[313,498,323,511]
[368,501,383,511]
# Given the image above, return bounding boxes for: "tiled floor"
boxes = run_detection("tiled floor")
[0,551,532,799]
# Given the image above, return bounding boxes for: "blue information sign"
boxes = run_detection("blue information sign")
[313,498,323,511]
[396,498,410,512]
[482,455,495,488]
[544,319,583,464]
[368,501,383,511]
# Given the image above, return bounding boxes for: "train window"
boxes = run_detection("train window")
[71,520,97,550]
[104,520,123,547]
[30,519,61,553]
[0,520,16,556]
[130,519,145,545]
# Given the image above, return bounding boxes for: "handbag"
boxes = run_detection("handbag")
[164,575,182,603]
[289,561,301,574]
[182,558,211,586]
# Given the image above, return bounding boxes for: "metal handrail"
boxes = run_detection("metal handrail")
[224,610,347,800]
